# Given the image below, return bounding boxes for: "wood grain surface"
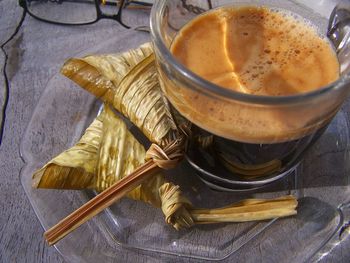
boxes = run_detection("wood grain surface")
[0,0,349,262]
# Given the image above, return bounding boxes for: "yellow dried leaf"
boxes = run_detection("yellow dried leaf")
[61,43,177,146]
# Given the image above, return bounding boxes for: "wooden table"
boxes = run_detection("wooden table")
[0,1,349,262]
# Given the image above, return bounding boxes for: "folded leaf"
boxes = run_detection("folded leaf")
[96,105,145,193]
[61,42,178,146]
[32,113,103,189]
[33,104,193,228]
[32,105,145,194]
[33,103,297,229]
[35,42,298,230]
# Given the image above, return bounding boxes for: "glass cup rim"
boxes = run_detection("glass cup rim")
[150,0,350,105]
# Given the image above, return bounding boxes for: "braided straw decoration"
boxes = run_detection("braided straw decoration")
[146,143,183,169]
[159,183,194,230]
[146,138,195,230]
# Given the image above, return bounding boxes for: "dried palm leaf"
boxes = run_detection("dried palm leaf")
[32,104,192,229]
[60,42,178,146]
[190,195,297,223]
[33,105,149,196]
[36,43,298,244]
[34,104,297,233]
[32,113,103,190]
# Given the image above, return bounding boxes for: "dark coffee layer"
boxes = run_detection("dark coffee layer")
[188,124,328,179]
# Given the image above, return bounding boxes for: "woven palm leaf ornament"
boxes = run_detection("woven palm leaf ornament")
[33,43,297,246]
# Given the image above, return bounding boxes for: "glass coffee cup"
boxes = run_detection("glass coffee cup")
[150,0,350,190]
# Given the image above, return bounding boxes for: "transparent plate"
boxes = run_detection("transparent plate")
[20,31,350,262]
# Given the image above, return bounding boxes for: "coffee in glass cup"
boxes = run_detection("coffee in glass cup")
[150,0,350,190]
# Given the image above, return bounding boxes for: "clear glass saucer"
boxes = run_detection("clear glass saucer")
[20,31,350,262]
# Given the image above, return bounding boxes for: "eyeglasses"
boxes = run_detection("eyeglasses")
[18,0,153,29]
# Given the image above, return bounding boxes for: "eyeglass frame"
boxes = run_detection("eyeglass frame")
[18,0,153,28]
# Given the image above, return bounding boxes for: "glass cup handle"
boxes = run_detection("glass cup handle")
[328,1,350,52]
[338,201,350,240]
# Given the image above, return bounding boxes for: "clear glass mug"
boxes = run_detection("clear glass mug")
[150,0,350,190]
